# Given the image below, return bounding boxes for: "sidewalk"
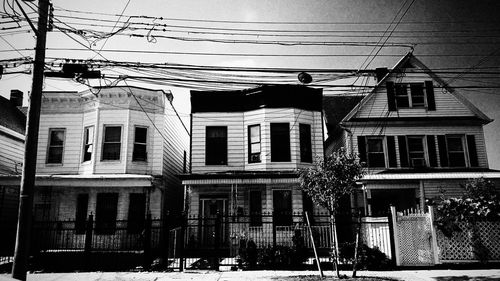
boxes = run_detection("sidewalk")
[2,269,498,281]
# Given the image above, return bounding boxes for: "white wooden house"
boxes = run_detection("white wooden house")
[2,86,189,231]
[325,53,500,216]
[179,85,324,246]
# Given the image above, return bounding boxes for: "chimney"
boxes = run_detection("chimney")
[375,67,389,83]
[10,89,23,107]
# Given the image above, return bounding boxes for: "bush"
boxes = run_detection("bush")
[339,242,393,270]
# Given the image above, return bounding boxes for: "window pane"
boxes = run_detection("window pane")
[447,137,463,151]
[83,145,92,162]
[83,127,93,162]
[135,127,147,144]
[251,143,261,153]
[367,139,383,152]
[48,147,63,164]
[206,126,227,165]
[250,125,260,143]
[50,130,65,146]
[133,144,147,161]
[368,153,385,167]
[85,127,94,144]
[408,137,424,152]
[395,84,407,96]
[300,124,312,163]
[449,152,466,167]
[396,96,410,108]
[104,127,121,142]
[102,143,121,160]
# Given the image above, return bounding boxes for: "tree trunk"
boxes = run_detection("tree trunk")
[330,213,340,278]
[352,214,361,277]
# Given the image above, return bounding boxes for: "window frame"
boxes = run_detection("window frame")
[101,125,122,161]
[406,135,428,167]
[394,82,427,109]
[248,124,261,163]
[132,126,148,162]
[270,123,291,162]
[365,136,387,168]
[446,135,468,167]
[82,126,94,163]
[299,123,313,163]
[205,126,228,165]
[46,128,66,165]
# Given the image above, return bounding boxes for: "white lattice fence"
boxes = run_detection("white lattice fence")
[437,221,500,262]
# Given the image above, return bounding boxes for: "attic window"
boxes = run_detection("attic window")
[386,81,435,111]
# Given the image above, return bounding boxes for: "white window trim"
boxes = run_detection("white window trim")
[101,125,123,162]
[446,134,469,167]
[81,125,94,163]
[395,82,427,109]
[46,128,66,165]
[406,135,429,167]
[132,125,148,162]
[366,136,388,168]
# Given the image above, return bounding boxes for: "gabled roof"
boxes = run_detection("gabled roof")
[342,52,492,124]
[0,95,26,135]
[323,94,364,139]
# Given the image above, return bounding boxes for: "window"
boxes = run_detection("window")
[248,125,261,163]
[127,193,146,234]
[446,135,466,167]
[133,127,148,161]
[75,194,88,234]
[273,190,292,226]
[395,83,425,108]
[249,191,262,226]
[206,126,227,165]
[407,136,426,167]
[270,123,290,162]
[299,124,312,163]
[102,126,121,161]
[95,193,118,234]
[82,126,94,162]
[47,128,65,164]
[366,138,386,167]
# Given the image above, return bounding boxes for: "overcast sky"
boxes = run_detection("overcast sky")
[1,0,499,168]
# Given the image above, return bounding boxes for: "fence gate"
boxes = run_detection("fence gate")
[391,206,437,266]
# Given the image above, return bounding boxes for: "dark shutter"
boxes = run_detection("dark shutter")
[357,136,366,164]
[398,136,409,167]
[467,135,479,167]
[387,136,397,168]
[427,135,438,167]
[437,135,449,167]
[386,81,397,111]
[425,81,436,111]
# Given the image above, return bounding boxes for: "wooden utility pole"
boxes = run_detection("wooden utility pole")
[11,0,49,280]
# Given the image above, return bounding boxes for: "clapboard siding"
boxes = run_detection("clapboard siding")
[191,109,323,173]
[355,72,475,119]
[0,130,24,175]
[348,125,488,172]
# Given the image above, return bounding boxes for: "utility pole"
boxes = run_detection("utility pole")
[12,0,49,280]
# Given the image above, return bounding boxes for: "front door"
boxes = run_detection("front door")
[200,198,228,247]
[273,190,292,226]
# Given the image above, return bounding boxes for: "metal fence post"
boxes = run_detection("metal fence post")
[84,214,93,270]
[178,213,186,272]
[213,212,221,271]
[143,213,152,270]
[272,212,277,248]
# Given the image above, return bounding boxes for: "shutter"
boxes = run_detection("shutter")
[387,136,397,168]
[357,136,367,164]
[467,135,479,167]
[386,81,397,111]
[425,81,436,111]
[427,135,438,167]
[398,136,409,167]
[437,135,449,167]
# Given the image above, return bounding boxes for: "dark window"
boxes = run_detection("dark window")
[47,129,65,164]
[407,136,426,167]
[82,126,94,162]
[249,191,262,226]
[427,135,438,167]
[133,127,148,161]
[446,136,466,167]
[127,193,146,234]
[271,123,290,162]
[206,126,227,165]
[95,193,118,234]
[466,135,479,167]
[299,124,312,163]
[273,190,292,226]
[366,138,385,167]
[75,194,88,234]
[410,83,425,107]
[248,125,261,163]
[102,126,121,161]
[394,83,427,109]
[387,136,397,168]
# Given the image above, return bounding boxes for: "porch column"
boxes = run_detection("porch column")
[419,180,425,211]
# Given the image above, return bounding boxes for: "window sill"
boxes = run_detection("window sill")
[45,163,63,166]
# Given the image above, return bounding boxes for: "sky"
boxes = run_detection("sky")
[1,0,500,168]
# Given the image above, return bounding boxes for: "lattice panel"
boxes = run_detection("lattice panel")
[397,215,434,266]
[437,221,500,261]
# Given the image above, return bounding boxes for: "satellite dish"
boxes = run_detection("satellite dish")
[298,72,312,84]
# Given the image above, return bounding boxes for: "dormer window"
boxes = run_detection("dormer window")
[387,81,435,111]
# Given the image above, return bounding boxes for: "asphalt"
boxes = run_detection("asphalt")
[1,269,500,281]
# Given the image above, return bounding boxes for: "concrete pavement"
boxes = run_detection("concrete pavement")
[1,269,498,281]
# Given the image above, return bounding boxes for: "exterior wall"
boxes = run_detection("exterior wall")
[0,127,24,175]
[191,108,323,173]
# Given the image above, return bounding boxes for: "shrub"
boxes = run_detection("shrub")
[339,242,393,270]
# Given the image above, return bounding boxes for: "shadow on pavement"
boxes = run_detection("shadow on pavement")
[434,277,500,281]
